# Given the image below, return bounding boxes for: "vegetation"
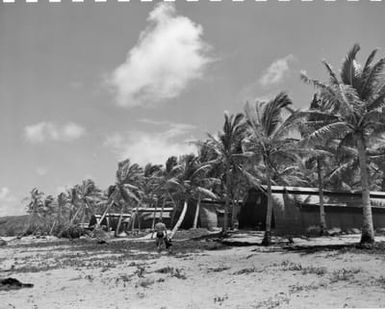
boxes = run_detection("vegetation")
[301,44,385,244]
[6,44,385,246]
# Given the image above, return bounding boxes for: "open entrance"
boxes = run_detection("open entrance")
[239,188,275,230]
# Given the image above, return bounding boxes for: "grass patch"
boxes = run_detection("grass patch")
[154,266,186,279]
[330,268,361,283]
[276,260,303,271]
[233,267,263,275]
[301,266,328,276]
[136,278,154,288]
[7,238,228,274]
[155,266,174,274]
[288,282,325,293]
[208,266,230,273]
[272,261,327,275]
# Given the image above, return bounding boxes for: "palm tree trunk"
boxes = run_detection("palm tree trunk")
[85,200,94,223]
[357,135,375,244]
[170,199,188,239]
[152,200,158,230]
[223,163,230,234]
[168,192,178,225]
[231,196,237,230]
[130,212,136,232]
[49,220,56,235]
[57,202,62,227]
[95,200,114,230]
[69,205,73,224]
[160,197,166,220]
[193,194,201,229]
[70,204,83,225]
[115,203,125,237]
[131,199,141,233]
[262,161,273,246]
[317,159,327,235]
[80,203,86,225]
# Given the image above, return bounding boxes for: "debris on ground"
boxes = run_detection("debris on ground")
[0,278,33,291]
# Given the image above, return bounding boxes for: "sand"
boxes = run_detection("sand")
[1,232,385,309]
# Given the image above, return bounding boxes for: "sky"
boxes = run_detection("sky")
[1,0,385,216]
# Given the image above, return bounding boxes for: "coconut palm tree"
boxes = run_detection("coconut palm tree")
[70,179,102,226]
[96,160,143,235]
[192,159,220,229]
[205,112,246,232]
[140,163,163,231]
[299,145,336,235]
[169,154,217,238]
[24,188,45,235]
[301,44,385,244]
[298,95,338,235]
[57,192,68,227]
[243,92,302,245]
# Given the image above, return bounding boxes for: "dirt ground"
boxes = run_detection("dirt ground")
[1,231,385,309]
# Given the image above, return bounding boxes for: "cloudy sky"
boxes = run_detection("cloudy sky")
[1,0,385,216]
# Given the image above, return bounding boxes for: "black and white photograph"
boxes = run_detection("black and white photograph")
[1,0,385,308]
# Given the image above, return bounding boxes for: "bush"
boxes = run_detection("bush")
[58,225,87,239]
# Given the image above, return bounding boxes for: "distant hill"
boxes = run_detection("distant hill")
[0,215,28,236]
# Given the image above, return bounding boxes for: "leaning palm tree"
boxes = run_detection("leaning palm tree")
[169,154,217,239]
[96,160,143,236]
[243,92,302,246]
[205,112,246,232]
[70,179,102,226]
[23,188,45,235]
[301,44,385,244]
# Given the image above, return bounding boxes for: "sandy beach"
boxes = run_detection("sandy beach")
[1,232,385,309]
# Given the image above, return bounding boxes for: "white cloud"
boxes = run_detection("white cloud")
[107,3,212,108]
[24,122,86,143]
[259,55,295,87]
[104,122,197,165]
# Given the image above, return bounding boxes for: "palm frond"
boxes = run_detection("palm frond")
[322,60,340,85]
[360,57,385,99]
[195,187,217,199]
[367,83,385,111]
[262,92,293,137]
[306,122,352,145]
[340,43,360,86]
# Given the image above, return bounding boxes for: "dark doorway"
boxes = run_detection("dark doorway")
[239,188,275,229]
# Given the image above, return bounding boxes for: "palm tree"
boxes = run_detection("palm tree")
[298,95,338,235]
[96,160,142,235]
[205,112,246,233]
[57,192,68,227]
[300,146,335,235]
[24,188,45,235]
[243,92,302,246]
[140,163,163,231]
[169,154,217,238]
[70,179,102,226]
[301,44,385,244]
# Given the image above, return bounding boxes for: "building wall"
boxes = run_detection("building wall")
[240,188,385,234]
